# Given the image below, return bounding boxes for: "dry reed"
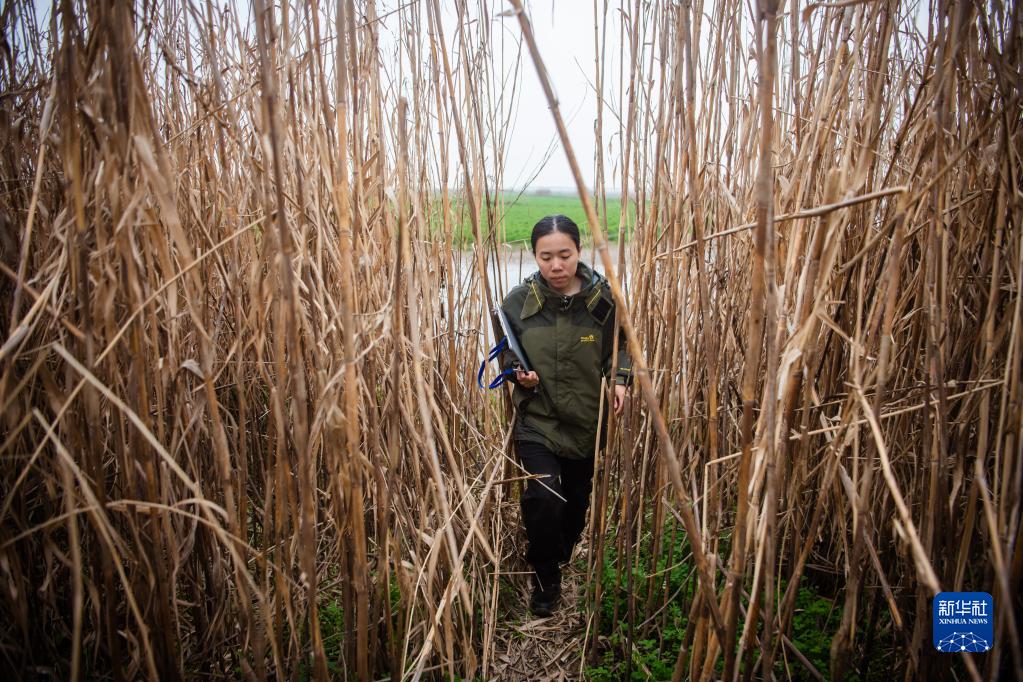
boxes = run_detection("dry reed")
[0,0,1020,680]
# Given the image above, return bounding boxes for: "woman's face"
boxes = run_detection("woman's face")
[534,230,580,292]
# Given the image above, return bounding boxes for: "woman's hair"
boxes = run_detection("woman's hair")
[530,214,581,253]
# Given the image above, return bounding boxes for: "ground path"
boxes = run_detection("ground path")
[488,502,596,681]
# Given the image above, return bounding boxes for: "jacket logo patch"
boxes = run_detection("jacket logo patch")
[579,334,596,343]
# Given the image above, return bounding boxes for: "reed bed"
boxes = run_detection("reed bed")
[1,0,1020,680]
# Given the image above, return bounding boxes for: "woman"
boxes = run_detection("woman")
[498,214,633,617]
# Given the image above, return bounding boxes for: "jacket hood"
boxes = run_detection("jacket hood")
[520,261,608,320]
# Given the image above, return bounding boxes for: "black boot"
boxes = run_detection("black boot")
[529,569,562,617]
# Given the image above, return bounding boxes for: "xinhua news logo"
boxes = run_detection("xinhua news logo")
[932,592,994,653]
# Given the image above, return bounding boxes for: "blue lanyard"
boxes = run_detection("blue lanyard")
[477,337,516,389]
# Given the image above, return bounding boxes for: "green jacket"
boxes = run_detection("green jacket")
[499,261,633,459]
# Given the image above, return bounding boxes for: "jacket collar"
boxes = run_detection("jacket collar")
[520,261,602,320]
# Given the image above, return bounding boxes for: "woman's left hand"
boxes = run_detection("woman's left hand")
[613,384,628,416]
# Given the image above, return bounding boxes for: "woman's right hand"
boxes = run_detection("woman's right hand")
[515,369,540,388]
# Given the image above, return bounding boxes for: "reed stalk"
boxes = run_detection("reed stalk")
[1,0,1019,679]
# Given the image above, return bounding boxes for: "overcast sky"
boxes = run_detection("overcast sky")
[29,0,938,195]
[30,0,620,191]
[486,0,613,192]
[376,0,619,192]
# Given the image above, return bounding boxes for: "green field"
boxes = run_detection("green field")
[439,192,635,246]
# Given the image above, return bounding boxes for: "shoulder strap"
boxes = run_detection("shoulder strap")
[586,282,614,325]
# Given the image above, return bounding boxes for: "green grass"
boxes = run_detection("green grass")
[490,192,634,245]
[584,523,695,681]
[583,521,897,681]
[319,601,346,675]
[433,192,635,245]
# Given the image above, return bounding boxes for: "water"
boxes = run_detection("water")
[458,244,630,296]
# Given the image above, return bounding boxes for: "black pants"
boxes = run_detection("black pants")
[517,440,595,590]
